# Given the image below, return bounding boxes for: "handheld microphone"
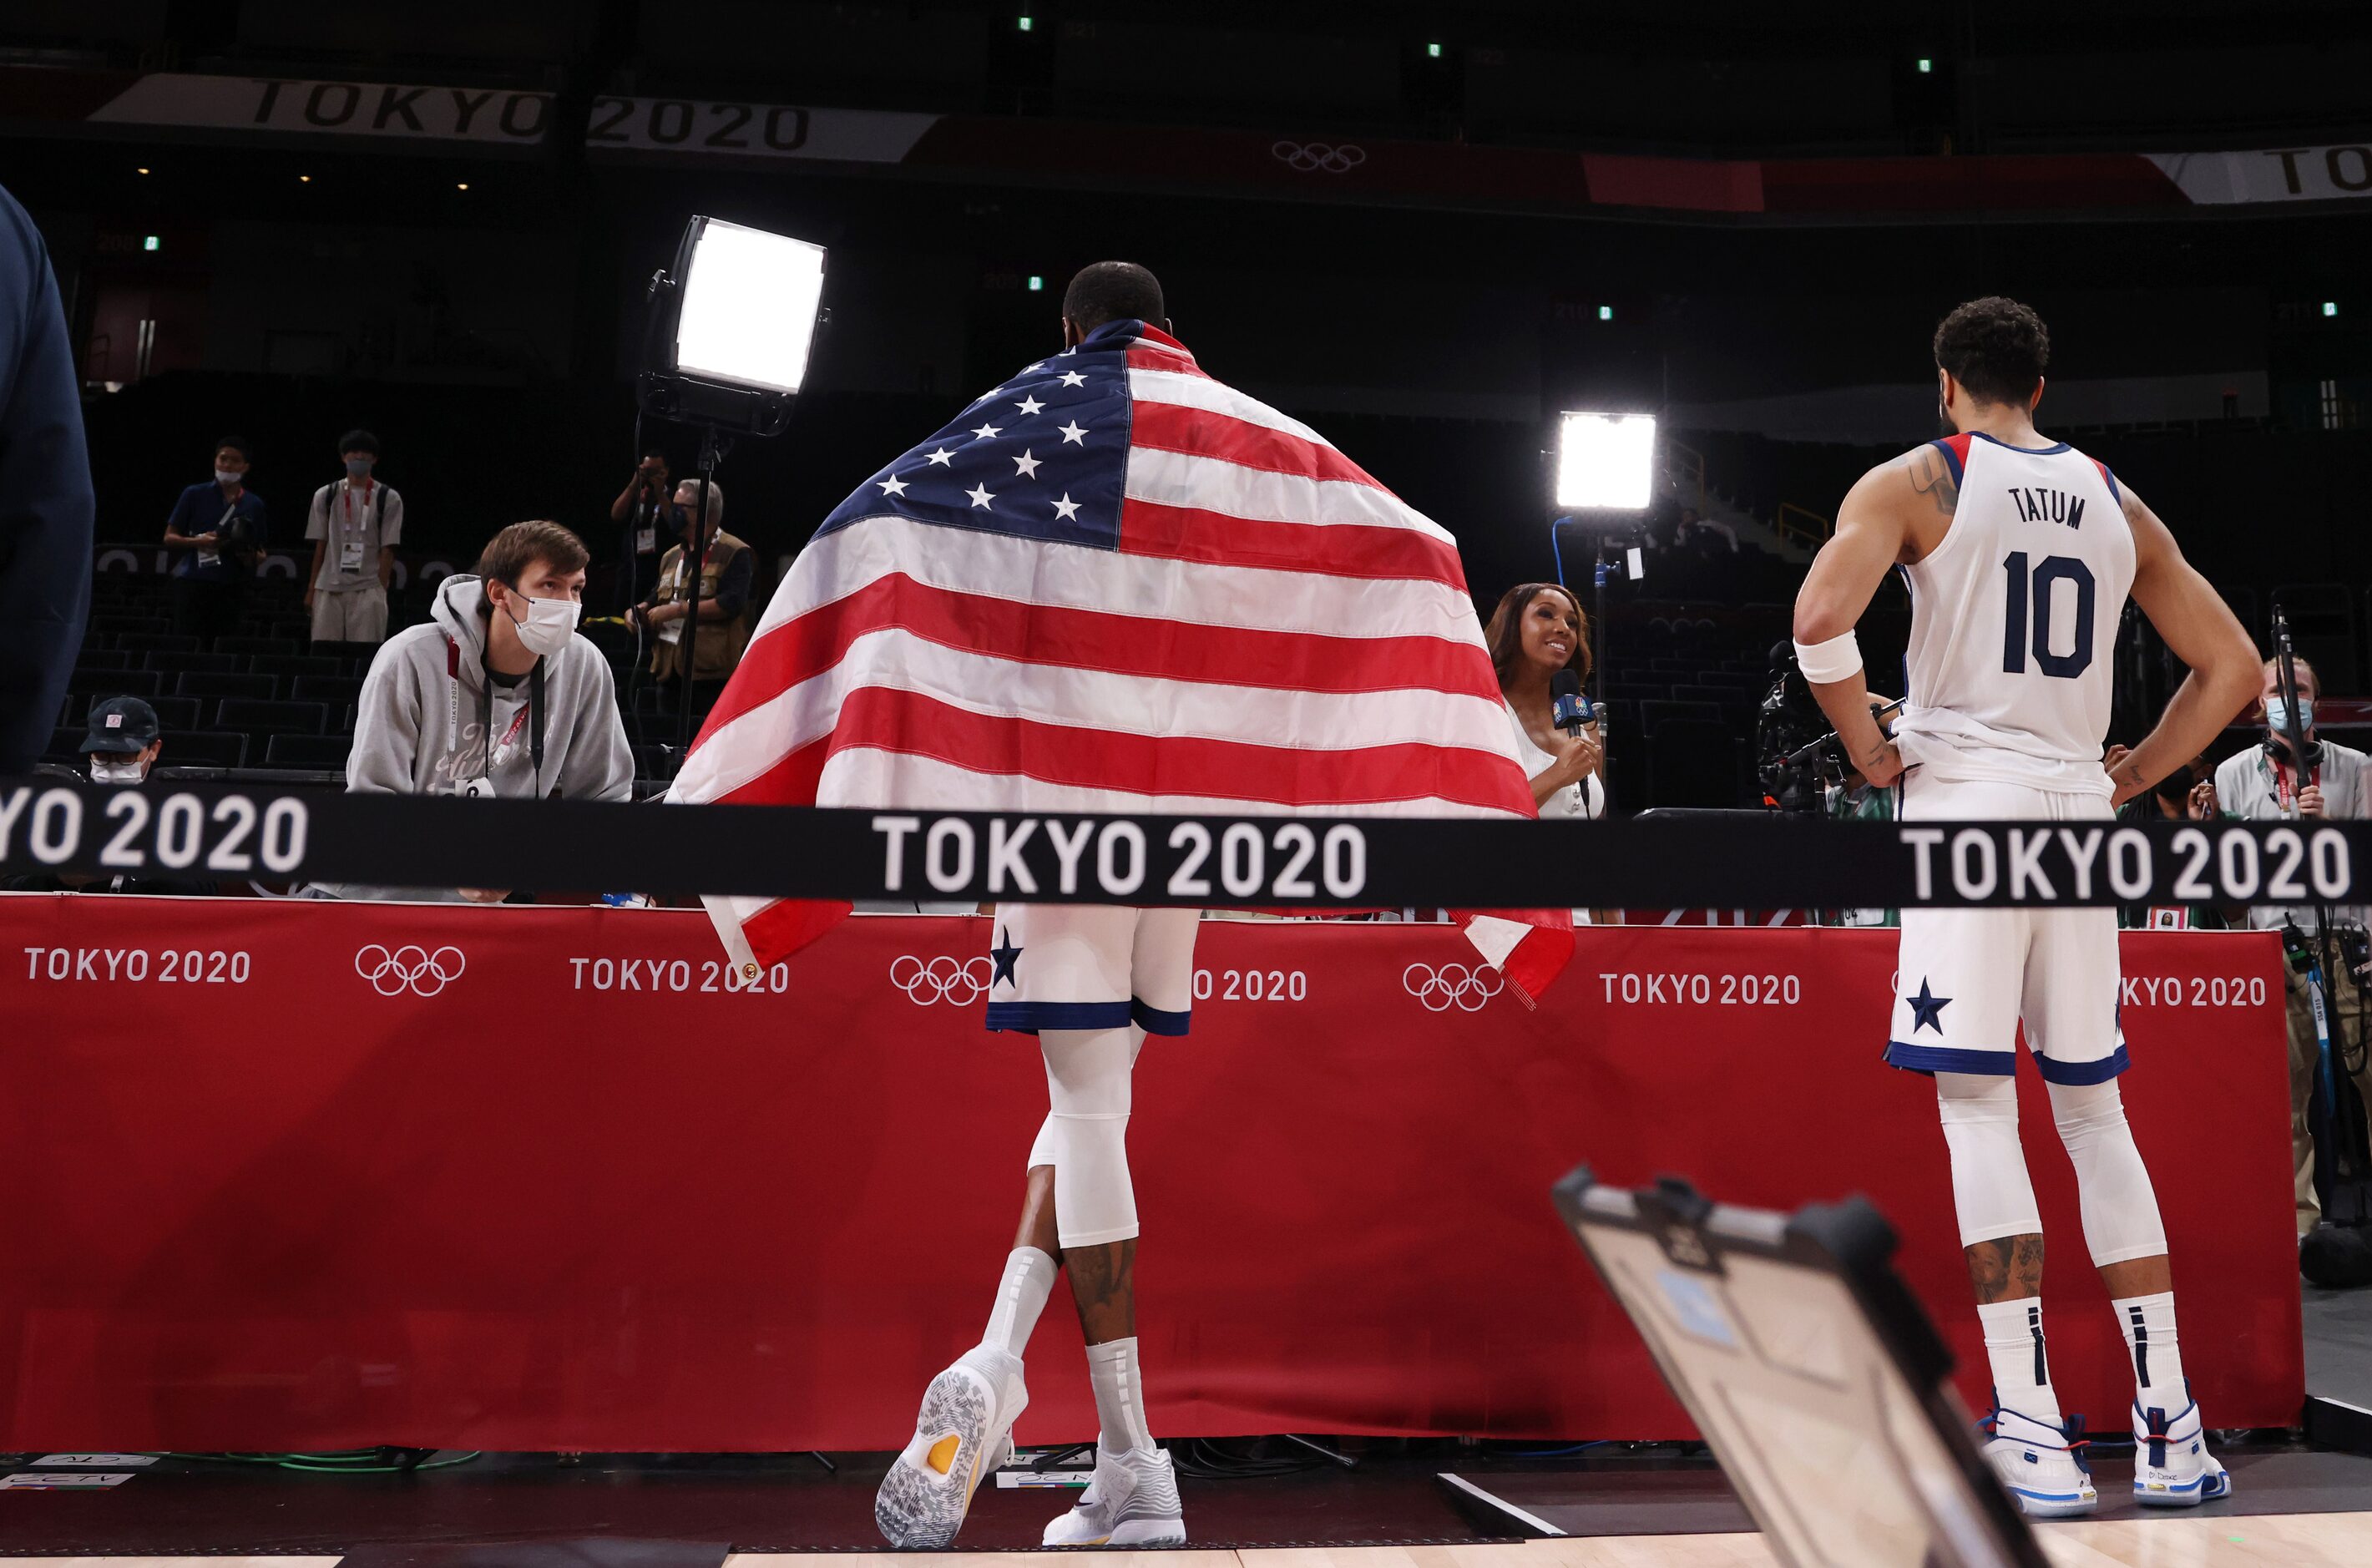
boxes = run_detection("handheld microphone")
[1551,669,1595,736]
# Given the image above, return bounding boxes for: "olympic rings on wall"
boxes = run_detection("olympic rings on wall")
[890,954,996,1006]
[1402,961,1503,1012]
[355,943,468,998]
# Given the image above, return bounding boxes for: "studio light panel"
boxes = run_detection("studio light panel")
[1555,412,1657,510]
[674,220,827,395]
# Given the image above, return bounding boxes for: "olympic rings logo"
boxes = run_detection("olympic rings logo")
[1402,962,1503,1012]
[1272,140,1368,174]
[890,954,996,1006]
[354,943,467,998]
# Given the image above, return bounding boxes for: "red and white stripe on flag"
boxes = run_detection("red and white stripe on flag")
[670,321,1572,1003]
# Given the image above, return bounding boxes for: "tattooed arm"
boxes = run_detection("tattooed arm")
[1907,443,1960,518]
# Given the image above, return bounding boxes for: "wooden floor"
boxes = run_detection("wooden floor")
[741,1525,2372,1568]
[14,1528,2372,1568]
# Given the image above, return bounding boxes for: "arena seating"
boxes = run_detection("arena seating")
[58,564,718,792]
[58,564,1793,806]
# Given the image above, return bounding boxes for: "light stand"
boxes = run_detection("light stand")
[1551,411,1658,815]
[2275,599,2370,1232]
[669,426,731,756]
[635,215,827,765]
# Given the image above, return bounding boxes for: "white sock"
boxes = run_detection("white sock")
[1977,1297,2063,1431]
[2114,1291,2187,1411]
[983,1247,1057,1358]
[1085,1336,1154,1455]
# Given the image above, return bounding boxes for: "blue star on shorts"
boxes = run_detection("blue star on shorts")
[1905,979,1952,1034]
[989,927,1023,989]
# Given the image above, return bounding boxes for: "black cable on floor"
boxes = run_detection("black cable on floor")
[1170,1436,1327,1479]
[160,1449,482,1473]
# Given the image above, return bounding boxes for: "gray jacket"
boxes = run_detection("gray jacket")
[311,573,634,900]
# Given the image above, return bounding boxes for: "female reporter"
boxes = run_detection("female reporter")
[1486,581,1605,821]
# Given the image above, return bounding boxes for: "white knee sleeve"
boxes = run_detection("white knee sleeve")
[1936,1073,2042,1247]
[1041,1025,1138,1247]
[2049,1080,2167,1267]
[1026,1027,1143,1175]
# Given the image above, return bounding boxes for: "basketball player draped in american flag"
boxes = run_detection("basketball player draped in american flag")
[668,263,1570,1547]
[1792,296,2259,1520]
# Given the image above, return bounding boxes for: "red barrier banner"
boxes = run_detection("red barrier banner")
[0,897,2299,1451]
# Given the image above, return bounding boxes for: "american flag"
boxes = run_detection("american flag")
[671,318,1572,1000]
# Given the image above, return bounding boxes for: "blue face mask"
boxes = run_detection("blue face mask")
[2266,696,2314,736]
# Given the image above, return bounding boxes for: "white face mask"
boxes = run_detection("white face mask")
[503,589,580,657]
[215,468,244,487]
[90,756,148,785]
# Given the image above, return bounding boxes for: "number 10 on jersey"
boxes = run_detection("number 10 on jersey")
[2001,551,2097,678]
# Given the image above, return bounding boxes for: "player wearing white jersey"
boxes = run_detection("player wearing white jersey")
[1792,297,2260,1518]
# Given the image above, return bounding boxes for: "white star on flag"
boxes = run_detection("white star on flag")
[1058,371,1087,387]
[1050,493,1082,521]
[1057,420,1089,444]
[1014,395,1045,416]
[965,483,996,509]
[877,474,908,497]
[924,447,955,466]
[1012,449,1040,478]
[970,422,1002,441]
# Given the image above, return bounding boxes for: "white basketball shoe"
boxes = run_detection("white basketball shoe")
[874,1344,1028,1548]
[2132,1393,2232,1506]
[1981,1404,2098,1519]
[1040,1443,1187,1547]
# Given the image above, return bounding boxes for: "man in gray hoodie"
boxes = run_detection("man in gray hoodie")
[312,519,635,902]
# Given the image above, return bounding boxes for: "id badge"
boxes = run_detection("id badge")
[636,526,655,554]
[339,541,367,572]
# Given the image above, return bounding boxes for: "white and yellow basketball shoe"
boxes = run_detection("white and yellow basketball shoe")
[1041,1443,1187,1547]
[874,1343,1028,1548]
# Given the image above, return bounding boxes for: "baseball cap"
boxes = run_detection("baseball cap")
[81,695,160,755]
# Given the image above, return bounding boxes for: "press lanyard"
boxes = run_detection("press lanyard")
[478,658,546,789]
[2271,753,2314,813]
[671,542,716,594]
[445,637,547,796]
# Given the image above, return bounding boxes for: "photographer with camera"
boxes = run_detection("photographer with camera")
[629,478,753,690]
[2210,656,2371,1239]
[164,436,268,638]
[609,448,676,610]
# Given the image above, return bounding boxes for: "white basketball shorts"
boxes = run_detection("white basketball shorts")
[1884,770,2129,1085]
[984,903,1201,1037]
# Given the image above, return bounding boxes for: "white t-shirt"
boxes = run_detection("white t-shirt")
[306,478,404,590]
[1504,699,1605,821]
